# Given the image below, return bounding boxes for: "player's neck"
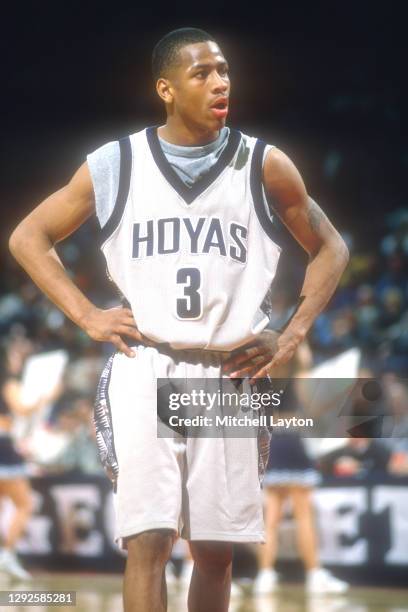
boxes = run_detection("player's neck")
[158,119,220,147]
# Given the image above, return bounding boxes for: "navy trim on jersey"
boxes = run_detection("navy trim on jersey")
[146,126,242,205]
[100,136,132,245]
[250,139,281,245]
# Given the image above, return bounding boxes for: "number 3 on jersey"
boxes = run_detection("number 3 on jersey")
[176,267,202,319]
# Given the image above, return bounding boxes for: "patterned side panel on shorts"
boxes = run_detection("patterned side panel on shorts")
[94,353,119,489]
[257,405,271,485]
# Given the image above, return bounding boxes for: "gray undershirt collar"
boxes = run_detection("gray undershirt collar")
[158,127,230,188]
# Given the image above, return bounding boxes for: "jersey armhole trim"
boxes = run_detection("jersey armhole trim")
[100,136,132,245]
[250,139,281,247]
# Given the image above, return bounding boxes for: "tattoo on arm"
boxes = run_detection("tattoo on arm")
[307,198,326,233]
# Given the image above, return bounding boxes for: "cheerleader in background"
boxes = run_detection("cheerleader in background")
[0,341,61,581]
[254,342,349,595]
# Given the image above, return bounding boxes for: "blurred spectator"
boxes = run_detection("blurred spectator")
[319,438,392,477]
[375,252,407,299]
[381,376,408,475]
[0,339,61,580]
[31,393,104,477]
[378,287,404,329]
[65,346,105,395]
[254,343,349,596]
[59,394,105,476]
[354,284,380,347]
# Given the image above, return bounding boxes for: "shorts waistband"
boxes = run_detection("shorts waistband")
[134,342,233,363]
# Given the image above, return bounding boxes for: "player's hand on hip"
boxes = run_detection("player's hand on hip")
[222,329,280,381]
[248,328,305,383]
[80,306,149,357]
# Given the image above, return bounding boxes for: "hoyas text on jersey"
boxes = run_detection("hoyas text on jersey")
[132,217,248,263]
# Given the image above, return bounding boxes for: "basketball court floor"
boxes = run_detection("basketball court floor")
[0,572,407,611]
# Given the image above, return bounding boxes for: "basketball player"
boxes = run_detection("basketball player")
[9,28,349,612]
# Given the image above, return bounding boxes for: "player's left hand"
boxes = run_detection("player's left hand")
[222,328,302,384]
[222,329,279,383]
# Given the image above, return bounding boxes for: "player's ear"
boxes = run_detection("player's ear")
[156,78,174,104]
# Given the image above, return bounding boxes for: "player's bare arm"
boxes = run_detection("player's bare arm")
[8,162,146,357]
[224,147,349,381]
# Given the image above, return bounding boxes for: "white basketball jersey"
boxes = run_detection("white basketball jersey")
[99,127,281,350]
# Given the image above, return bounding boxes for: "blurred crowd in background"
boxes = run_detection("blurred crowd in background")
[1,205,407,589]
[0,26,406,591]
[0,4,405,598]
[1,1,406,485]
[0,195,407,479]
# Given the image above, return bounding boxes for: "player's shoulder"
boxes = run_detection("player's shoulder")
[263,145,293,172]
[261,142,302,188]
[260,143,306,200]
[235,129,305,196]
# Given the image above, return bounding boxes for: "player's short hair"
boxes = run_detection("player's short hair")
[152,27,216,81]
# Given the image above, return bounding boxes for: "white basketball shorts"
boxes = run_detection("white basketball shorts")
[94,345,266,548]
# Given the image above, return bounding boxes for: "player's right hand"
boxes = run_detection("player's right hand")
[80,306,152,357]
